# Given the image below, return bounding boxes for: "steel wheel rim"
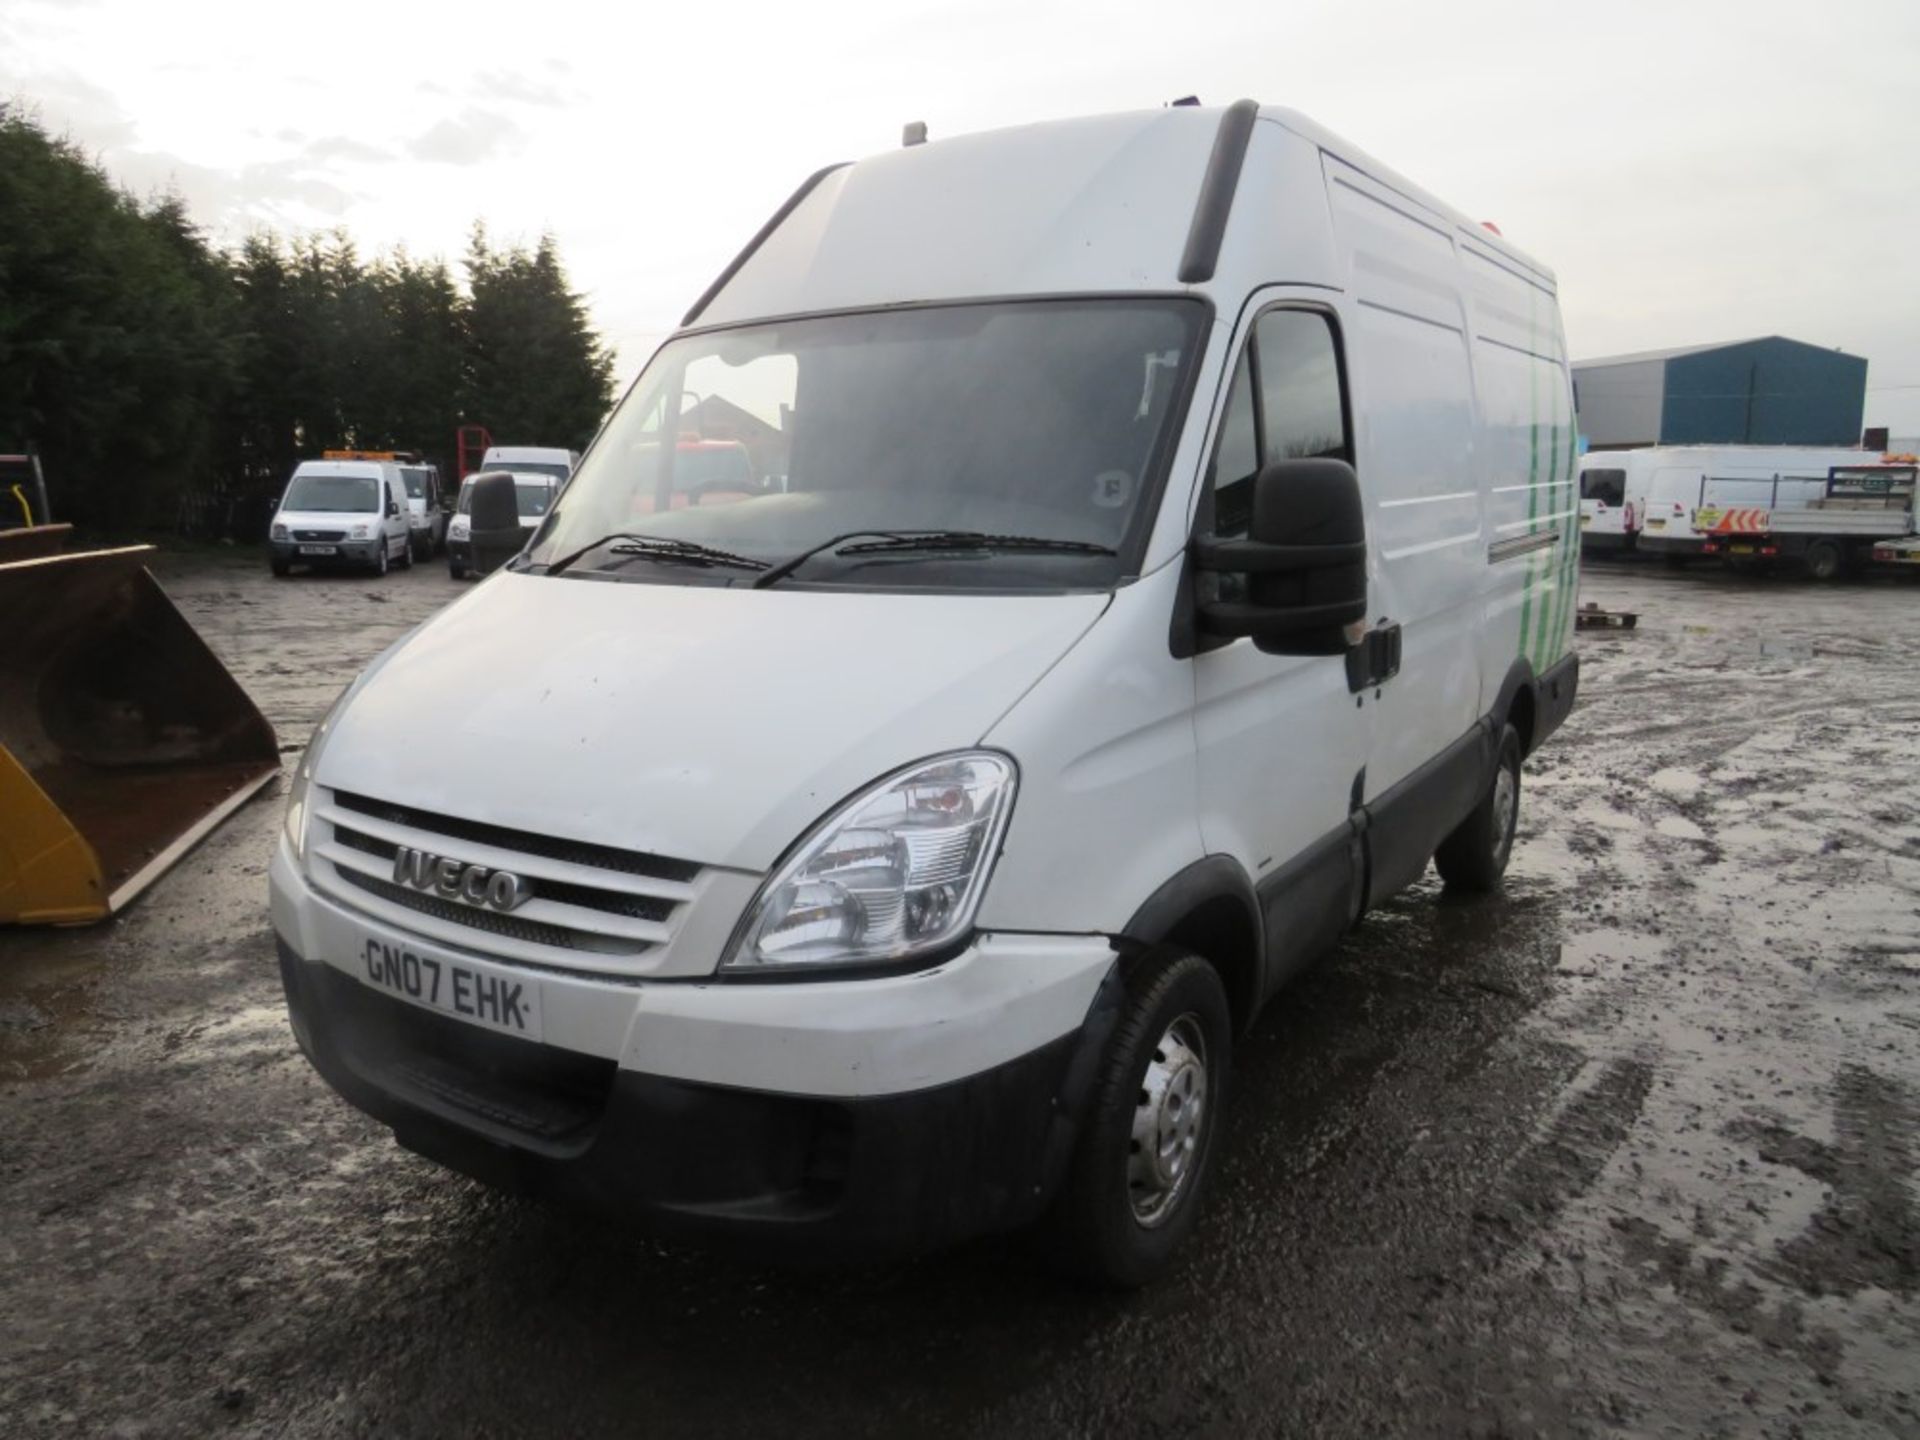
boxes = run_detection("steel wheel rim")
[1128,1013,1209,1227]
[1493,762,1517,853]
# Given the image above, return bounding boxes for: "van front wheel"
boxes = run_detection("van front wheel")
[1046,950,1231,1288]
[1435,722,1522,892]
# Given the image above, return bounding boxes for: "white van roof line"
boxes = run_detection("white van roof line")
[686,101,1555,330]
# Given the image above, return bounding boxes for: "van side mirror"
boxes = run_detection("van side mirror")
[387,500,399,517]
[467,471,525,575]
[1192,458,1367,656]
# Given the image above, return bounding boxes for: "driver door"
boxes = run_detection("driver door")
[1192,299,1368,993]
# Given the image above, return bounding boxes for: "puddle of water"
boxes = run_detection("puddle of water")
[1555,929,1667,982]
[0,942,107,1082]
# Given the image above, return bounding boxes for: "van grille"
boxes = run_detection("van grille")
[311,789,702,975]
[292,529,346,542]
[331,790,698,883]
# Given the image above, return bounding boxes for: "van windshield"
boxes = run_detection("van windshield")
[284,474,378,513]
[455,477,556,516]
[400,468,429,499]
[516,480,555,517]
[527,298,1205,590]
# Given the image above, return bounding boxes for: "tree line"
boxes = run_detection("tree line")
[0,103,615,532]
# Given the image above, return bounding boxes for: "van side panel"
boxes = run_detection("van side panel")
[1463,241,1577,717]
[1322,157,1485,801]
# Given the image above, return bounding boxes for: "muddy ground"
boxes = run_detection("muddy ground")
[2,547,1916,1439]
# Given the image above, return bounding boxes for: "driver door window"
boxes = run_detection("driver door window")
[1202,308,1351,601]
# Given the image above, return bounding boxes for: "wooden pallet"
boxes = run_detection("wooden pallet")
[1576,602,1637,631]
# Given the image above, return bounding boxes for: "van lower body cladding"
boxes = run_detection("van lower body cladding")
[268,842,1119,1261]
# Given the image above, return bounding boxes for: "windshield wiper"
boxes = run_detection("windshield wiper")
[753,529,1117,589]
[543,531,768,578]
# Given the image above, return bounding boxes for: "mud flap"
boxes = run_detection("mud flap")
[0,546,280,924]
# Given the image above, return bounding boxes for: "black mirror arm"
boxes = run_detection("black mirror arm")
[1197,596,1367,639]
[1192,536,1368,573]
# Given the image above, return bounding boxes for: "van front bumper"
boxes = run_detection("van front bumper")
[269,538,384,568]
[270,845,1120,1261]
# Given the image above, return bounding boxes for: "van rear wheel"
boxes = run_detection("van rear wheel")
[1045,949,1231,1288]
[1435,722,1522,892]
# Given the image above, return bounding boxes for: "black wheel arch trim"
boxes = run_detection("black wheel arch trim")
[1114,855,1264,1028]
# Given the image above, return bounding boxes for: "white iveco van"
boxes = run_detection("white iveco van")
[271,103,1580,1285]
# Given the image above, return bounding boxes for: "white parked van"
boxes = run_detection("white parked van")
[480,445,578,483]
[267,460,413,576]
[1578,451,1644,552]
[271,103,1579,1283]
[1636,445,1879,558]
[397,462,447,559]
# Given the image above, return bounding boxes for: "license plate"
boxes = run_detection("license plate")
[351,930,542,1040]
[1730,544,1755,555]
[1646,519,1667,530]
[298,544,338,555]
[1580,515,1591,527]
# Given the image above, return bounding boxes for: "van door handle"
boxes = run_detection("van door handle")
[1345,620,1402,693]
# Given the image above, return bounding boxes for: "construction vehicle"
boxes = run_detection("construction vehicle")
[1,531,280,924]
[1700,463,1917,579]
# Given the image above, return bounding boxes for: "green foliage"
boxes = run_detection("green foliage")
[0,103,616,529]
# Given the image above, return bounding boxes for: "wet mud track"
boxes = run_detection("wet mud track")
[2,551,1917,1437]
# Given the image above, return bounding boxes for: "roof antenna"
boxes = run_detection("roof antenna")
[1168,95,1201,107]
[902,121,928,147]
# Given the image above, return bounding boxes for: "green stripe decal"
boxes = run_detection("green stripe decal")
[1518,287,1540,664]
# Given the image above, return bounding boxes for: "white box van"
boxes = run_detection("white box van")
[1577,451,1645,552]
[270,103,1579,1283]
[268,460,413,576]
[1636,445,1879,557]
[397,462,447,559]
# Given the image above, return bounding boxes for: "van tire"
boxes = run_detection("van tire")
[1435,722,1521,892]
[373,543,389,577]
[397,537,414,570]
[449,561,466,580]
[1045,949,1231,1289]
[270,559,290,577]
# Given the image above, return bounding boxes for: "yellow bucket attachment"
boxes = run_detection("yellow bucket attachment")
[0,546,280,924]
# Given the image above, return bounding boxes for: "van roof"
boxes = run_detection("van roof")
[292,460,388,479]
[691,102,1554,328]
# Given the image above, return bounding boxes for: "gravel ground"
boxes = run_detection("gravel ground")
[1,547,1916,1439]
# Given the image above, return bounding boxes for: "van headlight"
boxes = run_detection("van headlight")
[449,515,470,541]
[284,686,352,863]
[350,523,372,539]
[722,752,1016,973]
[271,522,288,540]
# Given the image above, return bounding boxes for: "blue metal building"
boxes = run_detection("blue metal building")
[1574,336,1867,450]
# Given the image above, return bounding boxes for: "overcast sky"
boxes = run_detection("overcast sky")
[5,0,1917,434]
